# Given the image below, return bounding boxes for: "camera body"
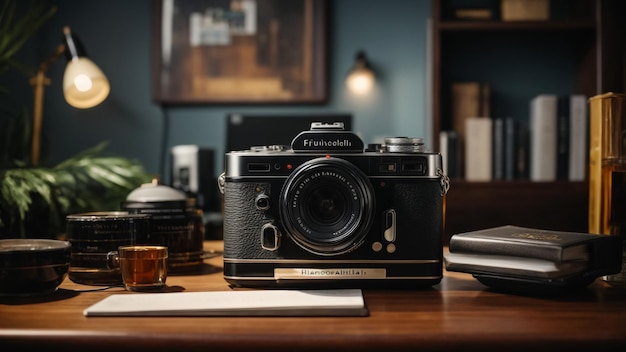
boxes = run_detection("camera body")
[221,123,448,288]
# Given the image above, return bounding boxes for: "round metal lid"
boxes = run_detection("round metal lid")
[125,179,187,202]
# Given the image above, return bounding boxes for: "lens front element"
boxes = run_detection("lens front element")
[280,157,375,255]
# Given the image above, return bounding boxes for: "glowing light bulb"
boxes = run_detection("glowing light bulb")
[346,70,374,95]
[74,74,93,92]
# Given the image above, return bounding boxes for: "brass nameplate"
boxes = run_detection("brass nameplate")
[274,268,387,279]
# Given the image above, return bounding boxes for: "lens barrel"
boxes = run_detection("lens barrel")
[279,157,375,255]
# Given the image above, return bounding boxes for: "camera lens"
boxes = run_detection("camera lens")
[279,157,375,255]
[307,187,345,224]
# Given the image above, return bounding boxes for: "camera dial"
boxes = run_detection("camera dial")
[279,157,375,255]
[250,145,288,152]
[383,137,425,153]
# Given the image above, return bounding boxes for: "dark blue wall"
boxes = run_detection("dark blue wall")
[18,0,431,180]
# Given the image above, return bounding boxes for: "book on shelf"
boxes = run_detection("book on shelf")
[448,225,597,262]
[492,118,505,180]
[556,96,571,180]
[503,118,519,180]
[530,94,558,181]
[515,125,530,179]
[454,8,493,20]
[527,93,587,182]
[439,130,460,179]
[500,0,549,21]
[449,93,584,182]
[465,117,492,181]
[492,117,519,181]
[568,94,588,181]
[451,82,491,146]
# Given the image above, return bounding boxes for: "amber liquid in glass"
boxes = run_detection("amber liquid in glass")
[119,246,168,291]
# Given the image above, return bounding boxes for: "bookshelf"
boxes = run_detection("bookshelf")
[431,0,626,242]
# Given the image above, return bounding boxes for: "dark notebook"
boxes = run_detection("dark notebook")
[449,225,603,262]
[445,225,623,292]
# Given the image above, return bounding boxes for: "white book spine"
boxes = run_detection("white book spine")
[530,94,558,181]
[465,117,493,181]
[568,95,588,181]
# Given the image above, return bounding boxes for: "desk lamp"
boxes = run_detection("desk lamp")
[30,26,110,165]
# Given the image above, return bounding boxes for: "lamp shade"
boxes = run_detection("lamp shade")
[346,51,375,95]
[63,57,110,108]
[61,26,110,109]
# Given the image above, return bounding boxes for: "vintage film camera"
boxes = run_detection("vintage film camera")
[219,122,449,288]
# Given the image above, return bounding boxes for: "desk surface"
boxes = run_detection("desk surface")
[1,241,625,352]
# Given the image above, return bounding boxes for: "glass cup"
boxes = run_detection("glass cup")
[108,246,168,291]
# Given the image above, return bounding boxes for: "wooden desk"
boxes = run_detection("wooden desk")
[1,241,625,352]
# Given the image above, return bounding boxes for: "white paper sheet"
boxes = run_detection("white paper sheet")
[83,289,367,317]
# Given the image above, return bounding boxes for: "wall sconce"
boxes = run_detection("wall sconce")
[30,26,110,165]
[345,50,375,95]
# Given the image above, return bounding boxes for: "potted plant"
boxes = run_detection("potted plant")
[0,0,154,239]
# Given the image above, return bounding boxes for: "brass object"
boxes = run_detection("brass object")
[588,92,626,285]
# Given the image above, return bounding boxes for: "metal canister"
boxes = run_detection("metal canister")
[66,211,151,285]
[121,180,205,270]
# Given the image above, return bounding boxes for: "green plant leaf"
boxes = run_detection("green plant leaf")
[0,0,57,73]
[1,143,155,238]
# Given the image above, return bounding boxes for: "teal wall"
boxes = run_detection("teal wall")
[23,0,431,179]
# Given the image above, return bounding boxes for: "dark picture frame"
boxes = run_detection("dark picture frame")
[152,0,328,105]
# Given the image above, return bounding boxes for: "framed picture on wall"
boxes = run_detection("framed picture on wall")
[152,0,328,105]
